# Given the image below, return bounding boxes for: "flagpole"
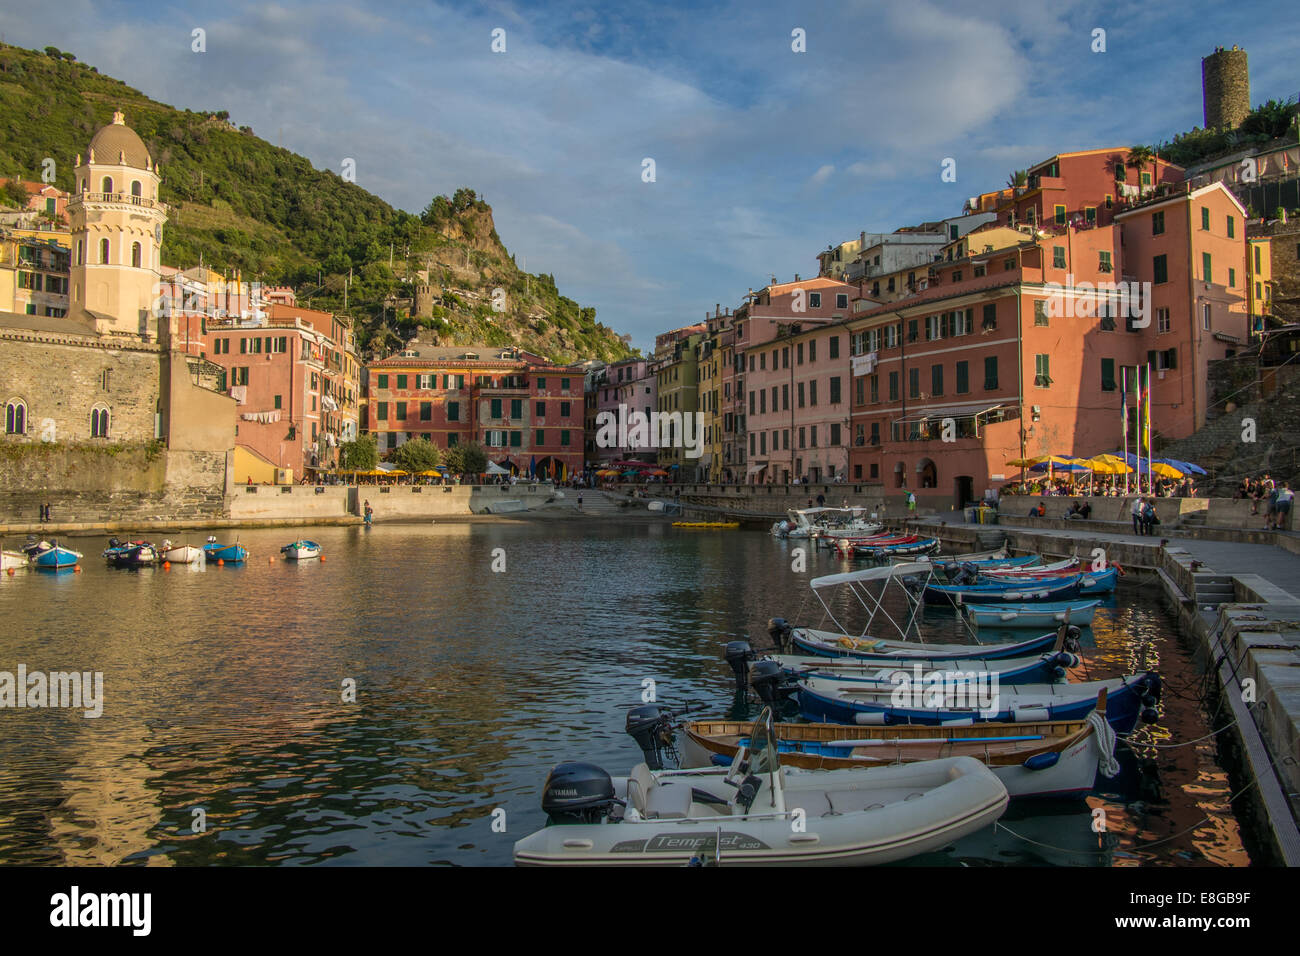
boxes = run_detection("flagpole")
[1146,362,1154,495]
[1121,367,1129,496]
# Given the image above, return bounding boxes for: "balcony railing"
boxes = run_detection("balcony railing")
[69,192,167,212]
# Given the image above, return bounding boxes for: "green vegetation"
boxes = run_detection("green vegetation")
[388,437,441,473]
[1150,98,1299,168]
[339,434,378,471]
[0,42,637,365]
[441,440,487,475]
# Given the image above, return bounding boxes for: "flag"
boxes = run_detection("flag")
[1144,363,1153,457]
[1120,366,1128,446]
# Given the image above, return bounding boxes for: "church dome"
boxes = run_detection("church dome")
[88,111,151,169]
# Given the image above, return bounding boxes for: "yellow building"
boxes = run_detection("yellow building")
[1247,235,1271,334]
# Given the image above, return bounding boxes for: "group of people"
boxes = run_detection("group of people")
[1004,475,1197,498]
[1237,475,1295,531]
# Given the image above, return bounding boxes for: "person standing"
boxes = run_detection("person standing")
[906,490,917,515]
[1275,483,1294,531]
[1265,482,1281,531]
[1131,496,1143,535]
[363,500,373,527]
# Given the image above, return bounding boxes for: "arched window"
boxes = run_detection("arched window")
[79,179,86,194]
[100,238,110,264]
[90,406,110,439]
[4,400,26,435]
[131,181,141,197]
[131,242,142,268]
[101,176,113,194]
[76,240,84,266]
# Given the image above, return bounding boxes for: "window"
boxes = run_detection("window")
[4,399,26,435]
[1201,207,1210,230]
[782,384,789,410]
[974,263,986,278]
[1053,246,1066,269]
[907,320,918,342]
[809,380,818,406]
[1034,300,1049,326]
[561,378,571,391]
[448,434,458,447]
[420,401,432,421]
[931,365,943,396]
[926,315,942,340]
[510,398,523,418]
[101,176,113,193]
[982,303,997,330]
[796,382,804,408]
[377,401,388,421]
[1034,354,1052,387]
[491,398,502,418]
[835,293,848,309]
[447,401,459,422]
[1054,205,1066,226]
[870,375,879,404]
[810,425,818,447]
[1101,358,1116,391]
[395,402,407,421]
[829,377,841,404]
[99,238,110,264]
[1227,215,1235,239]
[1150,348,1178,371]
[808,292,822,309]
[1202,252,1212,283]
[537,377,546,390]
[1255,245,1263,271]
[273,394,282,410]
[1157,307,1171,333]
[1228,267,1236,288]
[1085,206,1096,224]
[1115,163,1126,183]
[888,372,899,401]
[536,429,545,445]
[1202,303,1212,331]
[984,357,998,390]
[377,374,388,389]
[828,336,839,359]
[396,374,408,389]
[908,368,920,399]
[232,367,249,386]
[90,406,110,438]
[870,422,880,446]
[1152,211,1165,235]
[1099,250,1112,273]
[1153,254,1168,284]
[956,360,969,394]
[952,271,962,283]
[510,431,522,448]
[809,340,817,362]
[830,423,841,446]
[131,242,141,268]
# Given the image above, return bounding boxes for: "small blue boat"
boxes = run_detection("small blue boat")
[203,537,247,563]
[965,600,1101,630]
[797,671,1161,733]
[102,538,158,568]
[917,575,1080,606]
[29,541,82,571]
[856,536,939,558]
[786,625,1064,661]
[987,566,1118,596]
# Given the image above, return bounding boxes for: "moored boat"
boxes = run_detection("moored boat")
[796,671,1160,733]
[965,600,1101,630]
[281,540,321,560]
[1,548,27,571]
[27,539,82,571]
[915,575,1081,606]
[159,541,205,564]
[764,640,1077,686]
[102,538,159,568]
[203,537,247,563]
[680,691,1116,799]
[777,622,1068,661]
[512,709,1009,866]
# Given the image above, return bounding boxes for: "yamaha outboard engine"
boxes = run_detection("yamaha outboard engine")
[724,641,755,690]
[540,762,619,825]
[767,618,794,652]
[625,704,674,770]
[750,660,799,712]
[1061,625,1082,654]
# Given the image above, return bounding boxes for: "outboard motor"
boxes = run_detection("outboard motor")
[1061,625,1082,654]
[724,641,755,689]
[750,660,799,711]
[901,575,923,593]
[540,762,619,825]
[766,618,794,652]
[625,704,675,770]
[107,537,121,550]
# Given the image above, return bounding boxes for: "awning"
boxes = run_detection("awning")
[891,402,1007,426]
[747,462,768,476]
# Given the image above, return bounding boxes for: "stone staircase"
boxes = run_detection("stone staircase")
[574,491,634,517]
[1191,572,1237,607]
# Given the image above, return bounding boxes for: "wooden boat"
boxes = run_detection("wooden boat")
[982,566,1118,595]
[917,575,1081,606]
[774,507,880,540]
[281,540,321,560]
[855,536,940,557]
[765,641,1075,686]
[979,557,1080,577]
[159,541,204,564]
[782,624,1065,662]
[102,538,158,568]
[680,691,1114,799]
[28,540,82,571]
[513,709,1008,866]
[797,671,1160,734]
[203,537,247,563]
[965,600,1101,630]
[1,549,27,571]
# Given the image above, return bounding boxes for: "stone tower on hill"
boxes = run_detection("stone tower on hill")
[1202,46,1250,131]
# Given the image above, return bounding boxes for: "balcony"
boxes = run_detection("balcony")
[69,192,168,213]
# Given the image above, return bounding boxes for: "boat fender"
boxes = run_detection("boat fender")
[1140,706,1159,724]
[1022,752,1060,771]
[1113,562,1126,576]
[1048,651,1081,669]
[710,754,732,767]
[1141,673,1162,701]
[1051,666,1067,681]
[853,712,887,726]
[1012,706,1052,723]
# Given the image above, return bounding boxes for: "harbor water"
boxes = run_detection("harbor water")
[0,522,1258,866]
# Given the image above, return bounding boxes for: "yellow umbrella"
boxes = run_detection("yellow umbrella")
[1084,454,1133,475]
[1149,462,1185,479]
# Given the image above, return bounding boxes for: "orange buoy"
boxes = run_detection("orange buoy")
[218,558,224,566]
[268,556,273,565]
[5,568,13,576]
[319,555,326,562]
[74,565,82,573]
[163,561,171,571]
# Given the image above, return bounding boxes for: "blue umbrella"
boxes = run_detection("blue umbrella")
[1028,460,1091,472]
[1158,458,1207,476]
[529,455,536,479]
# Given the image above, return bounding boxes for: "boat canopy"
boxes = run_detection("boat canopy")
[810,562,933,589]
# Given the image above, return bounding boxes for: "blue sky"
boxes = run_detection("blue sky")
[1,0,1295,352]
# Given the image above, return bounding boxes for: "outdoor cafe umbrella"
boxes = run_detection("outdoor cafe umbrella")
[1084,454,1133,474]
[1158,458,1207,476]
[1121,453,1184,478]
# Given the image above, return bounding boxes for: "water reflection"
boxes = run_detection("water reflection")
[0,524,1251,866]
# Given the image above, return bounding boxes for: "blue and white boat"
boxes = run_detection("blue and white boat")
[203,537,247,563]
[102,538,158,568]
[782,624,1066,662]
[965,600,1101,630]
[768,644,1077,686]
[916,575,1080,606]
[984,566,1118,595]
[28,540,82,571]
[797,671,1161,733]
[856,536,940,558]
[281,540,321,560]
